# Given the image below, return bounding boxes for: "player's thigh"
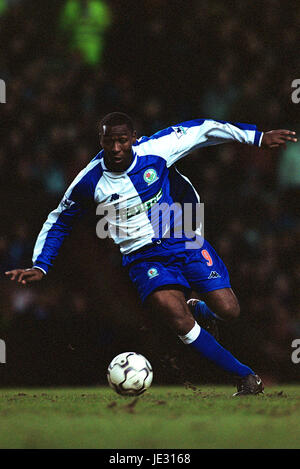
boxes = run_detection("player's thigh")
[183,239,237,319]
[201,287,240,320]
[128,260,190,304]
[145,288,196,336]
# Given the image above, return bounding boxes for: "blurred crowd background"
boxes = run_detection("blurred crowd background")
[1,0,300,386]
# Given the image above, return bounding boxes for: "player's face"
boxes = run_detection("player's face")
[100,124,137,172]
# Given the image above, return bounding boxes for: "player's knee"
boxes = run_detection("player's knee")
[147,289,195,335]
[220,299,240,320]
[231,301,240,319]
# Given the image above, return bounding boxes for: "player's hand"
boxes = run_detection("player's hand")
[261,130,297,149]
[5,268,45,285]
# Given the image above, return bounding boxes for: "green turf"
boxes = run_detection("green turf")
[0,385,300,449]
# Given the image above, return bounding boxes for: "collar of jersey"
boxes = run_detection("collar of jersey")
[101,151,137,177]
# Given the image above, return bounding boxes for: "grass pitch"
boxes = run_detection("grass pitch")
[0,385,300,449]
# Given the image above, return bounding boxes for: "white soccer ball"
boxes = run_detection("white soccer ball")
[107,352,153,396]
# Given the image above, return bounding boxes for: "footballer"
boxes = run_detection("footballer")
[6,113,297,396]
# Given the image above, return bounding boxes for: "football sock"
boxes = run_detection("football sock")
[179,322,254,377]
[194,300,222,321]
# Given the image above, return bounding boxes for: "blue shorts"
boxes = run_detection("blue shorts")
[123,238,231,303]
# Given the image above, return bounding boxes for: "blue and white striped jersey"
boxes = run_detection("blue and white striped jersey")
[32,119,263,274]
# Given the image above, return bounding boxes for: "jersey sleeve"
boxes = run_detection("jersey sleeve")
[136,119,263,167]
[32,160,101,274]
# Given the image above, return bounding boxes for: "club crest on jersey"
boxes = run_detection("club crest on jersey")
[143,168,158,185]
[147,267,159,278]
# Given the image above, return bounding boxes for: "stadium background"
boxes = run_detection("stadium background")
[0,0,299,386]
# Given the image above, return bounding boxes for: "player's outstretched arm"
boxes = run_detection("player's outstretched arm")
[5,268,44,285]
[261,130,297,148]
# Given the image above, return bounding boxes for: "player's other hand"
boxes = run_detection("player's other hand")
[261,130,297,149]
[5,268,44,285]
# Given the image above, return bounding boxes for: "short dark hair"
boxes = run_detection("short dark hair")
[99,112,134,134]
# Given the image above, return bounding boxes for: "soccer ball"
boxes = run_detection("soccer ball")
[107,352,153,396]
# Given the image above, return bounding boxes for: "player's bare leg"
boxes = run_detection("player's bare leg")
[188,288,240,323]
[146,288,195,335]
[187,288,240,340]
[201,288,240,320]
